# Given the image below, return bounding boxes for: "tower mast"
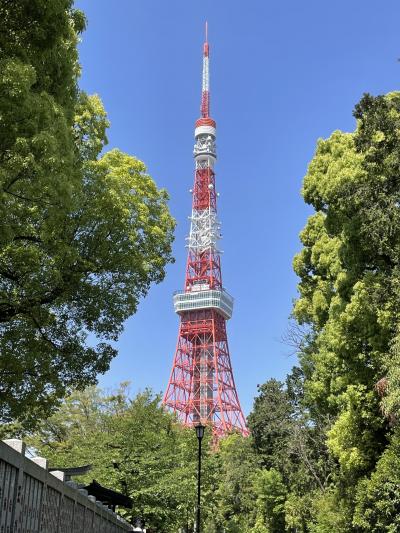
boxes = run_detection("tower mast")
[163,26,248,438]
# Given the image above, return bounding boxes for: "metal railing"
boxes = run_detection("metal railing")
[173,288,234,319]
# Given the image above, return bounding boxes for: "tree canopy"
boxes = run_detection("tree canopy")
[289,91,400,530]
[0,0,175,425]
[27,376,333,532]
[28,385,215,532]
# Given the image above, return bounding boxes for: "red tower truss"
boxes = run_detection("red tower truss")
[163,27,248,438]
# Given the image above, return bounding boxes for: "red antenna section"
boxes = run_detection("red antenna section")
[163,29,248,439]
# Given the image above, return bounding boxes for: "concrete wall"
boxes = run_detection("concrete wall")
[0,439,133,532]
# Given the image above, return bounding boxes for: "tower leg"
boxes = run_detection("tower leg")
[164,311,248,437]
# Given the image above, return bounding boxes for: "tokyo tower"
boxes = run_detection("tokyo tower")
[163,26,248,438]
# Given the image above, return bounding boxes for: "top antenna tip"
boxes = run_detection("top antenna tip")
[203,22,209,57]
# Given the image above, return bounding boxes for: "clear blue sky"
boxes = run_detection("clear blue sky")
[75,0,400,415]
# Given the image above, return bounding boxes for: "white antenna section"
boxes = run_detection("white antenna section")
[202,54,209,93]
[186,207,221,254]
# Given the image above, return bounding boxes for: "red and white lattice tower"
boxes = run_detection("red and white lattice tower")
[163,26,248,438]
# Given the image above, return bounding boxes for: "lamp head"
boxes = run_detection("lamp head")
[195,423,206,440]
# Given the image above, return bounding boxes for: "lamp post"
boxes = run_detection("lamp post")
[195,423,205,533]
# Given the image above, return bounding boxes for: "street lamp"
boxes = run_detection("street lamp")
[195,423,205,533]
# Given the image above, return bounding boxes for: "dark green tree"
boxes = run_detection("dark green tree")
[248,379,292,471]
[213,433,259,531]
[247,374,334,531]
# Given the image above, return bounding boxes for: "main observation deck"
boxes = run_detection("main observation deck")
[173,288,234,320]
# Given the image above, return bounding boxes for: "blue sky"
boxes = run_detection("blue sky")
[75,0,400,415]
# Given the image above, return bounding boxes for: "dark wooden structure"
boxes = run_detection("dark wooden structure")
[84,480,132,512]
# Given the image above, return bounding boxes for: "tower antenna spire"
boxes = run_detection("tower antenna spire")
[201,23,210,118]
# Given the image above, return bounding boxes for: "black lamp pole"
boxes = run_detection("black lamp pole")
[195,423,205,533]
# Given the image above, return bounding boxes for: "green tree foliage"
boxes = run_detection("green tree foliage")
[29,385,213,532]
[252,469,287,533]
[0,1,175,425]
[307,489,351,533]
[353,428,400,531]
[212,433,258,531]
[226,93,400,531]
[249,375,334,488]
[246,375,335,532]
[29,383,293,533]
[290,91,400,529]
[248,379,292,471]
[284,492,314,532]
[22,373,339,533]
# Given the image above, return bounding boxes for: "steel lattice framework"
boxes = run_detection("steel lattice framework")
[163,26,248,438]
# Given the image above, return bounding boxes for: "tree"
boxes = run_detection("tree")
[29,384,214,532]
[0,1,175,425]
[291,92,400,528]
[248,379,292,471]
[213,433,259,531]
[353,428,400,532]
[252,469,287,533]
[248,374,333,493]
